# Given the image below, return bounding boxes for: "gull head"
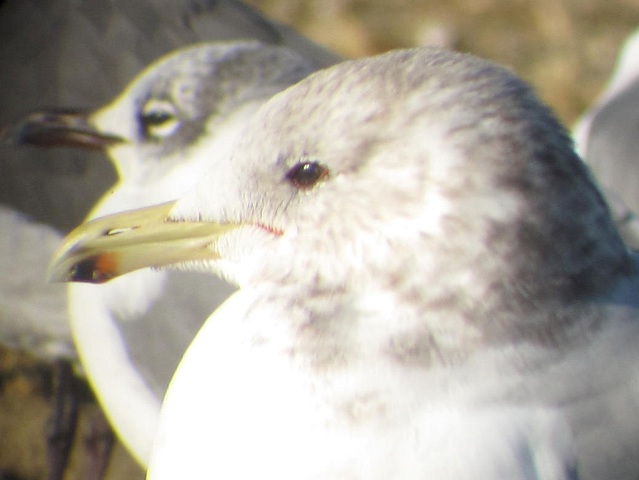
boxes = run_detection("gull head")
[50,47,629,315]
[11,41,318,193]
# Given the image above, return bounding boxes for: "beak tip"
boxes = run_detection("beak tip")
[47,255,117,285]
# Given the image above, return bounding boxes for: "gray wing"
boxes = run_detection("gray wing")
[573,28,639,249]
[566,315,639,477]
[582,82,639,218]
[507,252,639,480]
[600,187,639,250]
[115,271,236,399]
[0,206,72,360]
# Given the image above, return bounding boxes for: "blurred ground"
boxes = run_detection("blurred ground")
[1,1,639,479]
[249,0,639,125]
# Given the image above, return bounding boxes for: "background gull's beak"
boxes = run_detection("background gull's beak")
[6,108,125,149]
[48,201,239,284]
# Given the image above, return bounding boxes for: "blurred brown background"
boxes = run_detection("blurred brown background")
[253,0,639,125]
[1,0,639,479]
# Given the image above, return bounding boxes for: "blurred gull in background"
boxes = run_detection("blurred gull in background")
[573,27,639,249]
[0,0,337,477]
[0,0,338,370]
[17,40,321,466]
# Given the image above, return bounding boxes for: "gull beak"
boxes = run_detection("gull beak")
[8,108,125,149]
[48,202,240,284]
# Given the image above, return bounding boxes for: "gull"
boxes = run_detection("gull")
[1,0,336,474]
[0,0,338,367]
[17,41,321,468]
[49,46,639,479]
[573,27,639,248]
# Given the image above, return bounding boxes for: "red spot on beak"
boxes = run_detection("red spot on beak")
[70,253,120,283]
[95,253,120,277]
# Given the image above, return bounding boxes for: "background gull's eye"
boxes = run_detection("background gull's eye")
[140,98,180,139]
[286,161,329,189]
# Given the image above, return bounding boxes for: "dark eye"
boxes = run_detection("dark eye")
[143,110,172,125]
[286,161,328,189]
[140,99,179,138]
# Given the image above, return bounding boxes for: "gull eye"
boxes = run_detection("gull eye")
[140,98,179,139]
[286,161,328,189]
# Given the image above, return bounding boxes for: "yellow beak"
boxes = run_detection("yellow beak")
[48,201,239,284]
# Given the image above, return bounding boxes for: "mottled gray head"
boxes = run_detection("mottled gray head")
[171,47,629,311]
[53,47,631,331]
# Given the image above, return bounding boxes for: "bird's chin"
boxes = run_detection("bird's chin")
[207,224,286,285]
